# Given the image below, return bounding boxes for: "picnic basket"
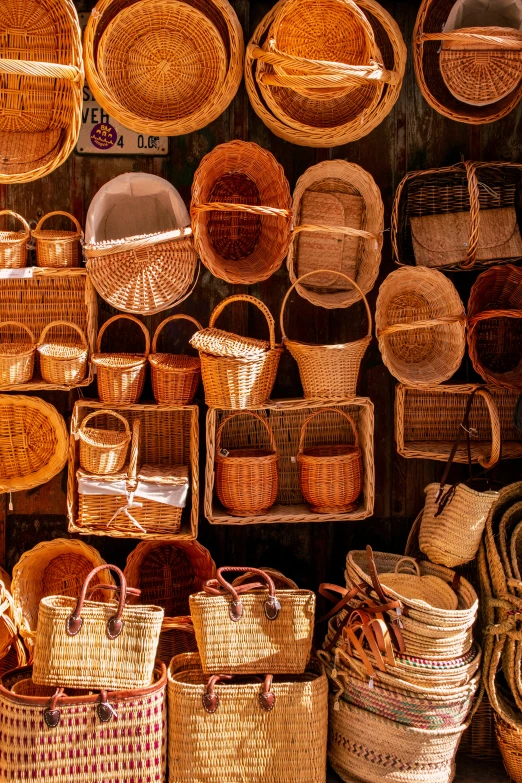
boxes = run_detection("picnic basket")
[37,321,89,386]
[0,211,30,268]
[78,410,131,475]
[0,322,36,386]
[149,315,202,405]
[92,315,150,405]
[32,212,83,268]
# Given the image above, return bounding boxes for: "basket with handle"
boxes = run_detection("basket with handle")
[78,410,131,475]
[215,411,279,517]
[190,295,283,408]
[149,314,202,405]
[297,407,363,514]
[0,322,36,386]
[32,212,83,268]
[92,315,150,405]
[37,320,89,386]
[0,211,31,268]
[189,566,315,674]
[280,271,372,399]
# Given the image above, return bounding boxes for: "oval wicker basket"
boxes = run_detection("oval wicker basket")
[0,211,30,269]
[281,271,372,400]
[92,315,150,405]
[191,140,292,284]
[215,411,279,517]
[32,212,83,268]
[287,160,384,309]
[0,322,36,386]
[376,267,466,387]
[297,408,363,514]
[149,315,202,405]
[37,321,89,387]
[78,410,131,475]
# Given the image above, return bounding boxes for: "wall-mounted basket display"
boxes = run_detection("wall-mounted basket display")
[0,212,30,269]
[32,212,83,268]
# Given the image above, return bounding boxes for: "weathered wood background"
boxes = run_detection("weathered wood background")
[1,0,522,590]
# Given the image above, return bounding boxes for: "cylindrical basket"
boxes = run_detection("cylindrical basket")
[0,322,36,386]
[149,314,202,405]
[78,410,131,475]
[37,320,89,386]
[215,411,279,516]
[0,211,30,268]
[92,315,150,405]
[32,211,83,268]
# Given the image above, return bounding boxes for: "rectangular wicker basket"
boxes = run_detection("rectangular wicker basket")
[68,400,199,540]
[205,397,374,524]
[0,268,96,390]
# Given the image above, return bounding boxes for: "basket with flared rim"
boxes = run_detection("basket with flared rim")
[37,321,89,386]
[215,411,279,517]
[149,314,202,405]
[78,410,131,475]
[0,211,30,269]
[32,212,83,268]
[92,315,150,405]
[280,270,372,400]
[297,407,362,514]
[0,322,36,386]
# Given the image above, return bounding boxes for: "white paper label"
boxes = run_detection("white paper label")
[0,268,34,279]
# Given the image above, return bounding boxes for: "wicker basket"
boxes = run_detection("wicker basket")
[85,0,243,137]
[190,566,315,674]
[78,410,131,475]
[496,715,522,781]
[0,0,83,184]
[191,140,292,284]
[92,315,150,405]
[37,320,89,386]
[460,690,500,760]
[245,0,406,147]
[281,271,371,400]
[32,212,83,268]
[157,616,198,664]
[191,294,283,409]
[0,211,30,268]
[376,267,466,386]
[286,160,384,309]
[0,581,20,665]
[297,408,363,514]
[149,315,202,405]
[392,160,522,270]
[0,322,36,386]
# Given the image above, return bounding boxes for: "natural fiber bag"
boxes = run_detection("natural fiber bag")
[189,567,315,674]
[167,652,328,783]
[32,564,164,690]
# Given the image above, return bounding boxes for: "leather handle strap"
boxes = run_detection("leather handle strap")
[204,567,280,623]
[86,583,141,600]
[202,674,275,714]
[66,564,127,640]
[435,388,479,510]
[43,689,65,729]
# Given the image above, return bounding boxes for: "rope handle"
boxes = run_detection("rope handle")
[216,411,278,456]
[292,222,379,242]
[0,59,82,81]
[280,269,372,341]
[96,314,150,356]
[209,295,276,351]
[77,410,131,444]
[33,211,83,239]
[394,557,421,577]
[298,407,359,454]
[38,320,88,348]
[84,226,192,258]
[0,321,35,346]
[419,28,522,49]
[0,210,30,237]
[378,314,466,338]
[203,567,281,623]
[66,565,127,640]
[191,202,291,220]
[151,314,203,353]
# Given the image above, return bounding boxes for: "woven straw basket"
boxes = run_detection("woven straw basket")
[37,320,89,386]
[191,294,283,409]
[168,653,328,783]
[0,581,22,666]
[92,315,150,405]
[245,0,406,147]
[281,271,372,400]
[149,315,202,405]
[0,211,30,268]
[32,212,83,268]
[190,566,315,675]
[78,409,131,475]
[0,322,36,386]
[287,160,384,308]
[215,411,279,517]
[191,140,292,284]
[376,267,466,386]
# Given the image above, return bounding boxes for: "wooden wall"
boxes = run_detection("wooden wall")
[2,0,521,590]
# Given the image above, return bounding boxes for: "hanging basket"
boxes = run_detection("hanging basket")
[0,211,30,269]
[281,271,372,400]
[215,411,279,517]
[32,212,83,268]
[376,267,466,387]
[78,410,131,475]
[37,320,89,386]
[92,315,150,405]
[149,315,202,405]
[0,322,36,386]
[191,140,292,284]
[297,408,363,514]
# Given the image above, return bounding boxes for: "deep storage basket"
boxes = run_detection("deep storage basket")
[32,212,83,268]
[189,566,315,674]
[0,322,35,386]
[37,320,89,386]
[0,211,30,268]
[92,314,150,404]
[496,715,522,782]
[149,315,202,405]
[78,409,131,475]
[191,140,292,284]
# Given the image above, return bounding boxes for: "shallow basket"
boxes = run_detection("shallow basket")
[32,212,83,268]
[191,140,292,284]
[78,409,131,475]
[92,315,150,405]
[0,322,36,386]
[149,315,202,405]
[37,320,89,386]
[0,211,30,268]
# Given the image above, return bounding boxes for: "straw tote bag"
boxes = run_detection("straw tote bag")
[32,565,164,690]
[189,566,315,674]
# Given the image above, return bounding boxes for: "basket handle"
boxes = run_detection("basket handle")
[202,674,275,714]
[0,59,82,81]
[191,202,292,219]
[297,407,359,455]
[84,227,192,258]
[394,557,421,577]
[66,564,128,640]
[38,320,88,348]
[0,321,35,345]
[280,270,372,342]
[86,583,141,600]
[209,295,276,351]
[418,30,522,49]
[127,419,141,485]
[292,221,379,242]
[378,314,466,338]
[33,211,83,238]
[203,567,281,622]
[151,314,203,353]
[232,569,297,590]
[215,411,278,456]
[77,410,131,443]
[468,309,522,328]
[96,314,150,357]
[0,210,30,237]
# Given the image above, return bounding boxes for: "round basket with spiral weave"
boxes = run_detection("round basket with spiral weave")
[0,211,31,269]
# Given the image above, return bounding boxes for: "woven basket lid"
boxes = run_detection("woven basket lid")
[380,569,458,610]
[189,327,271,359]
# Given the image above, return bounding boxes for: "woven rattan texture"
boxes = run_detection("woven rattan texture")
[0,211,30,268]
[37,320,88,387]
[149,315,202,405]
[0,322,36,386]
[32,212,83,268]
[92,314,150,405]
[78,410,131,475]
